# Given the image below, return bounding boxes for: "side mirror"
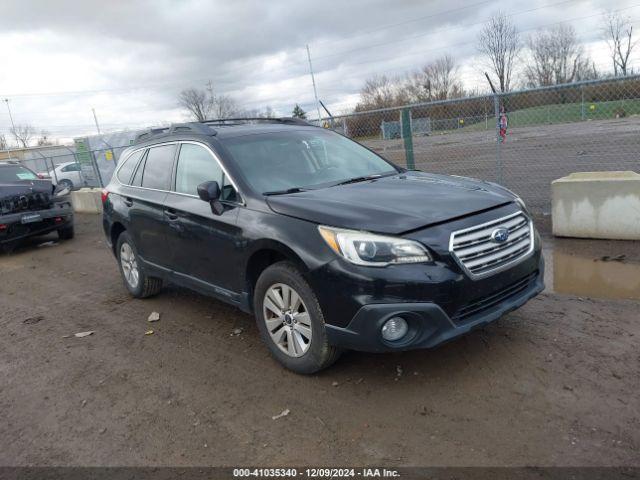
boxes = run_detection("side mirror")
[197,181,224,215]
[197,181,220,202]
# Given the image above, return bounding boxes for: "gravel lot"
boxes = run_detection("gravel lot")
[0,214,638,467]
[362,116,640,213]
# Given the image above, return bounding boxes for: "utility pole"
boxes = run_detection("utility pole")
[92,107,102,135]
[306,44,322,125]
[4,98,17,149]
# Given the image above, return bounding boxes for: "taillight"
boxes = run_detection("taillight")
[0,224,7,231]
[101,189,110,204]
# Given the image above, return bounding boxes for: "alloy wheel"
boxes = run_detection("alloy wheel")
[262,283,312,357]
[120,243,140,289]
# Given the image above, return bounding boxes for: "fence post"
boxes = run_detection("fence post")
[91,151,105,188]
[48,158,58,184]
[580,84,585,121]
[493,93,503,185]
[400,108,415,169]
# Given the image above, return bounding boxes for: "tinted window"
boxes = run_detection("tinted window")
[116,150,143,184]
[0,165,37,182]
[175,144,223,195]
[141,144,176,190]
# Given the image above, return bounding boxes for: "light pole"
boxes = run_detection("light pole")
[3,98,16,157]
[92,107,102,135]
[306,45,322,125]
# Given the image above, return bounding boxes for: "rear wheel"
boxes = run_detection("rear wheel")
[254,261,341,374]
[58,179,73,190]
[116,231,163,298]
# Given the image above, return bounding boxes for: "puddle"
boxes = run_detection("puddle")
[552,251,640,300]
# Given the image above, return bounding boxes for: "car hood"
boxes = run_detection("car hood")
[0,180,54,215]
[265,172,514,234]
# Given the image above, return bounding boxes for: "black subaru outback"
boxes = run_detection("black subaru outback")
[102,118,544,373]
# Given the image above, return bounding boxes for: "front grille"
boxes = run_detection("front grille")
[450,211,533,278]
[452,270,539,322]
[0,192,51,215]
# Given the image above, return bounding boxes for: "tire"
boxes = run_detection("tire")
[1,241,18,254]
[57,225,75,240]
[254,261,341,374]
[116,231,163,298]
[58,179,73,190]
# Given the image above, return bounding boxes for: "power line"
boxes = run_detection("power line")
[0,0,596,99]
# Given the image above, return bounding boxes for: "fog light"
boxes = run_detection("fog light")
[381,316,408,342]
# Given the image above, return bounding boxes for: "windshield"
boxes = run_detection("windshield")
[221,129,398,194]
[0,165,38,182]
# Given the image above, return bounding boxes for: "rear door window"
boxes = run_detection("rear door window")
[141,144,177,190]
[116,150,143,184]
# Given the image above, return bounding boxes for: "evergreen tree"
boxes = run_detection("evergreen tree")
[292,104,307,119]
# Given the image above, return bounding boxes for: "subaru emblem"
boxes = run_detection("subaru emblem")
[491,228,509,243]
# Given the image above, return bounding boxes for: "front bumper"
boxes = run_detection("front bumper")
[0,202,73,244]
[325,255,544,352]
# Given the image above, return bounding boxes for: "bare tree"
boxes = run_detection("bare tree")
[406,55,464,101]
[524,25,597,86]
[357,75,405,110]
[36,130,55,146]
[11,124,36,148]
[478,12,521,92]
[179,86,241,121]
[212,95,240,119]
[603,12,637,76]
[179,88,213,122]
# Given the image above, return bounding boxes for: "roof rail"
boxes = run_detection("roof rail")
[133,117,313,145]
[134,122,217,144]
[201,117,313,127]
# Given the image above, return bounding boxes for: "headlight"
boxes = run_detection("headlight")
[318,226,431,267]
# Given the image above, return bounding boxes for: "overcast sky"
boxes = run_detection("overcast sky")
[0,0,638,144]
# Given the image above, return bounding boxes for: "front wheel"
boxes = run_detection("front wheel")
[116,231,163,298]
[254,261,341,374]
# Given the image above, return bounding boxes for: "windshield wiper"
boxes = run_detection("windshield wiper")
[330,173,384,187]
[263,187,307,196]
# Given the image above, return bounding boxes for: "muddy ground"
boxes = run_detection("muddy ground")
[0,214,638,467]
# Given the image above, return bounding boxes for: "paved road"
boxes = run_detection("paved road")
[0,215,638,466]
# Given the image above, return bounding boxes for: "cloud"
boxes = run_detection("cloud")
[0,0,636,143]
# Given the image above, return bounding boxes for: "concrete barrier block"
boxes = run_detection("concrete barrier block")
[71,188,103,214]
[552,171,640,240]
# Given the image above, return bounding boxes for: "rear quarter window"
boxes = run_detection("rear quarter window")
[116,150,144,185]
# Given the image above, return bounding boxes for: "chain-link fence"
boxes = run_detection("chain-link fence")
[323,74,640,214]
[3,144,129,189]
[2,132,137,189]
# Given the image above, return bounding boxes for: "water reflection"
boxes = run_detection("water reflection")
[553,251,640,300]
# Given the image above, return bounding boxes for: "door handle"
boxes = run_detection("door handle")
[123,197,133,207]
[164,208,179,221]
